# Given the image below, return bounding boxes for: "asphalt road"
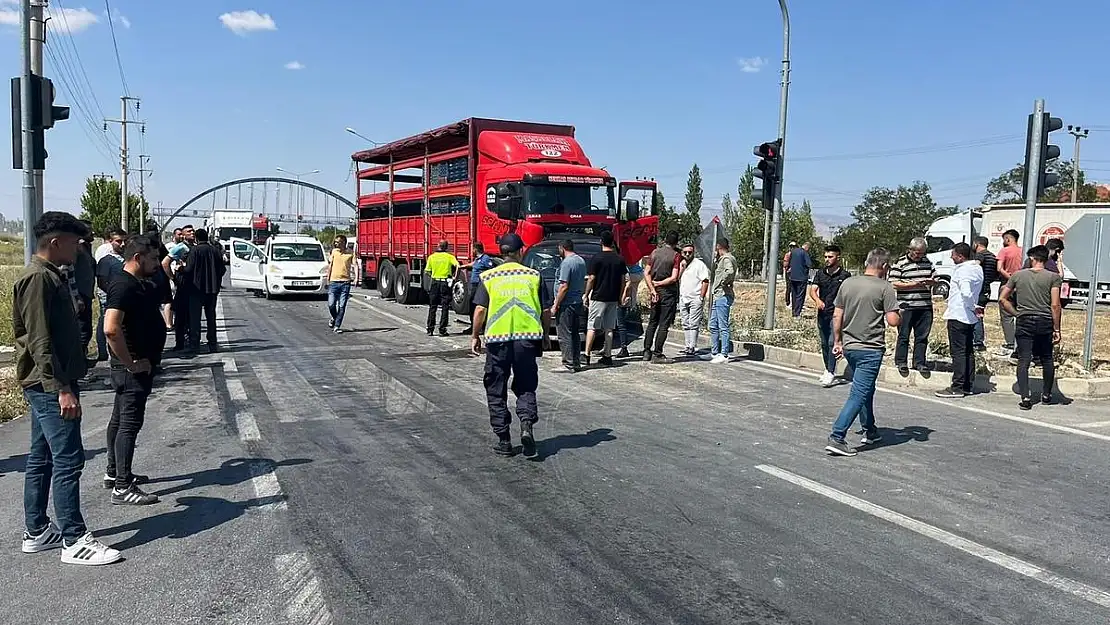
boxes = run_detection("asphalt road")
[2,285,1109,625]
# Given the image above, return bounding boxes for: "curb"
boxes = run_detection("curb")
[736,342,1110,399]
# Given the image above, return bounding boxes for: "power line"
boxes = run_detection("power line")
[49,0,108,122]
[43,47,117,164]
[103,0,130,95]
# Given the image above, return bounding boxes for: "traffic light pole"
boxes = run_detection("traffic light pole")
[30,0,44,222]
[763,0,791,330]
[1022,99,1045,252]
[19,0,36,265]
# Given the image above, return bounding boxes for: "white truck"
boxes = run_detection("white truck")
[925,202,1110,304]
[203,210,255,259]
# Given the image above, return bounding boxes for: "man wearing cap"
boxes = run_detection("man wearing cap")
[470,233,553,459]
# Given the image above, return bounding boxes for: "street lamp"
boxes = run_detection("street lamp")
[345,127,381,145]
[275,167,319,214]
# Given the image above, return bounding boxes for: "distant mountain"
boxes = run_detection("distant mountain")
[812,212,849,240]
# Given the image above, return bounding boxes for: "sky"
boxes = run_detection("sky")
[3,0,1110,230]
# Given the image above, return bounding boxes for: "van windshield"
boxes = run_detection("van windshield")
[271,243,325,262]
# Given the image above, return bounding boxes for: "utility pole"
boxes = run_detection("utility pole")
[763,0,791,330]
[92,172,114,181]
[135,154,152,234]
[29,0,44,221]
[104,96,142,231]
[19,0,35,264]
[1068,125,1089,202]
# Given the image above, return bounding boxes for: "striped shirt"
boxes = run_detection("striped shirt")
[889,255,935,309]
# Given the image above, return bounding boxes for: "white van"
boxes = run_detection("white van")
[228,235,329,298]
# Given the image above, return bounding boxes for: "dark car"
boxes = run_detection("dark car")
[521,238,600,337]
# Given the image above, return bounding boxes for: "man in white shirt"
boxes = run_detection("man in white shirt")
[677,244,709,356]
[937,242,983,398]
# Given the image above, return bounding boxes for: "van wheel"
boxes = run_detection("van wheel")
[378,261,395,298]
[451,278,471,315]
[395,264,419,305]
[932,279,949,299]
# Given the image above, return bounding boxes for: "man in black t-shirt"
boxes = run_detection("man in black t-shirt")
[102,235,164,506]
[583,231,628,366]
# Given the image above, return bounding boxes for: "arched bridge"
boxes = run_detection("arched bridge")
[150,177,356,232]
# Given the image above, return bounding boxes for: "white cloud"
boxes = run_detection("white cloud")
[100,9,130,28]
[284,60,304,70]
[47,6,101,34]
[219,10,276,35]
[737,57,767,73]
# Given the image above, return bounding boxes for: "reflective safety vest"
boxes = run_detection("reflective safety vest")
[480,262,543,343]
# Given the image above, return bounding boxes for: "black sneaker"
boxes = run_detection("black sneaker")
[824,437,857,457]
[1019,397,1034,411]
[438,330,449,337]
[652,354,673,364]
[641,351,653,362]
[1041,394,1056,405]
[426,329,434,337]
[492,439,515,457]
[897,365,910,377]
[328,319,335,328]
[520,424,537,459]
[598,356,614,366]
[617,347,630,358]
[860,430,883,446]
[934,387,967,399]
[111,484,159,505]
[103,473,148,489]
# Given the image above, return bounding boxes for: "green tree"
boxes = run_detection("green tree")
[299,224,317,237]
[781,199,820,251]
[79,176,148,236]
[681,164,704,241]
[833,181,956,266]
[721,166,772,272]
[983,160,1098,204]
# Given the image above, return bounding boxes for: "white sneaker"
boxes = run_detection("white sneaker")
[819,371,836,387]
[711,354,729,364]
[21,521,64,553]
[60,532,122,566]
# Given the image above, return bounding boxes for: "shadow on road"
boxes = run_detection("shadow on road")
[535,428,616,461]
[0,447,105,477]
[148,457,313,497]
[858,426,933,452]
[336,327,398,334]
[96,495,283,550]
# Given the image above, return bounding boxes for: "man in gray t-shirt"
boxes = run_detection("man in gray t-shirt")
[826,248,902,457]
[1000,245,1063,409]
[551,239,587,370]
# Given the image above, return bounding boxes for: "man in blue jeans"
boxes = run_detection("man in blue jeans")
[326,235,359,333]
[704,237,736,363]
[825,248,902,457]
[14,212,122,565]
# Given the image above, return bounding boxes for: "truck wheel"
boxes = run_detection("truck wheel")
[395,264,419,305]
[378,260,395,298]
[932,279,949,299]
[451,278,471,315]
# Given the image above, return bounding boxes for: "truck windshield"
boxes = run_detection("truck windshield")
[524,184,614,216]
[218,227,252,241]
[271,243,325,262]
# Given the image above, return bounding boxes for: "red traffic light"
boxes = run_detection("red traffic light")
[754,139,781,160]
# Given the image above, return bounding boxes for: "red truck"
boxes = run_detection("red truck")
[351,117,660,312]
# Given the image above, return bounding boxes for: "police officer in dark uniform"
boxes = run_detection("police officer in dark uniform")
[470,233,552,459]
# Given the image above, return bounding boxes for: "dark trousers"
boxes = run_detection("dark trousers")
[484,340,540,438]
[556,301,582,368]
[188,291,219,349]
[172,286,191,349]
[790,280,808,317]
[947,319,976,392]
[106,368,153,488]
[77,294,93,359]
[1016,316,1056,399]
[643,288,678,355]
[895,307,933,369]
[23,385,87,541]
[427,280,450,333]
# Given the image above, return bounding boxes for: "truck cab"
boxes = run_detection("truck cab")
[229,234,329,298]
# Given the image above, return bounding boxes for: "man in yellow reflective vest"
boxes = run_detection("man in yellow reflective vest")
[424,240,459,336]
[471,233,552,459]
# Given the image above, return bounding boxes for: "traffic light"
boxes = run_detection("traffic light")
[753,139,782,211]
[1023,112,1063,200]
[10,75,70,169]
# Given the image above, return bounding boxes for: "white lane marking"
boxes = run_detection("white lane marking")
[274,552,334,625]
[215,297,230,345]
[1074,420,1110,429]
[225,378,261,441]
[249,461,287,511]
[333,358,436,417]
[756,464,1110,610]
[253,362,338,422]
[726,353,1110,443]
[222,356,238,373]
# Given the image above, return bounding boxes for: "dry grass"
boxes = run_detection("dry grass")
[1,263,25,421]
[644,281,1110,378]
